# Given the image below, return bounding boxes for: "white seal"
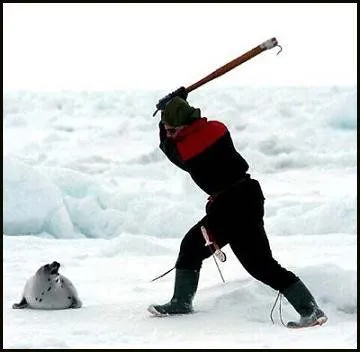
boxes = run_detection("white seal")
[12,261,82,310]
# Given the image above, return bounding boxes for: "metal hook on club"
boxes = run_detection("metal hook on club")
[275,44,283,55]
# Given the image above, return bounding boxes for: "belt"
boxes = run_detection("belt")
[207,173,251,204]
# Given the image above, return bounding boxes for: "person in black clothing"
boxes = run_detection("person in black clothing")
[148,95,328,328]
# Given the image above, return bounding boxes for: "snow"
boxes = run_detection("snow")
[3,86,357,348]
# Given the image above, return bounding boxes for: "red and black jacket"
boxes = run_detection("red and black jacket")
[159,118,249,195]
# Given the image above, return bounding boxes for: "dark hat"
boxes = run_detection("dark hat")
[161,97,201,127]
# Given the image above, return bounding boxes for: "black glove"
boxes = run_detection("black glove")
[153,86,188,117]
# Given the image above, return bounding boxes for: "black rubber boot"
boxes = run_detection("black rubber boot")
[283,280,328,328]
[148,269,200,316]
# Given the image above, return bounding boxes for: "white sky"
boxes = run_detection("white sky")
[3,3,357,91]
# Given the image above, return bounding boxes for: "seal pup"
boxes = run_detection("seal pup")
[12,261,82,309]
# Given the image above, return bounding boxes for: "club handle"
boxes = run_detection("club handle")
[186,37,279,93]
[153,38,281,117]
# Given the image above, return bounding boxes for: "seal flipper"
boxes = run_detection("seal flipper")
[12,297,29,309]
[69,296,82,309]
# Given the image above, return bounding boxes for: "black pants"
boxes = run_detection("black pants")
[175,177,299,293]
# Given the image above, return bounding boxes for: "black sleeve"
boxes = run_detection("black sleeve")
[158,122,188,171]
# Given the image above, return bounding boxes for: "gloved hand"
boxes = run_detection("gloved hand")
[171,86,188,101]
[153,86,188,117]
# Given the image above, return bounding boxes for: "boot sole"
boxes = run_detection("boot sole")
[147,305,169,317]
[287,315,328,328]
[147,305,194,317]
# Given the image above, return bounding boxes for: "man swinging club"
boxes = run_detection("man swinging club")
[148,39,328,328]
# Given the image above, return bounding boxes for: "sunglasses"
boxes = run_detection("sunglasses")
[165,127,178,135]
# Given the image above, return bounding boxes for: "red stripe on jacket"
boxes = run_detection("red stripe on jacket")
[175,118,228,161]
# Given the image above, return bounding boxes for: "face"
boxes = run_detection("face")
[163,122,185,139]
[37,261,61,277]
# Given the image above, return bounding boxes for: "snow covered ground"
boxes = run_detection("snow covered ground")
[3,86,357,348]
